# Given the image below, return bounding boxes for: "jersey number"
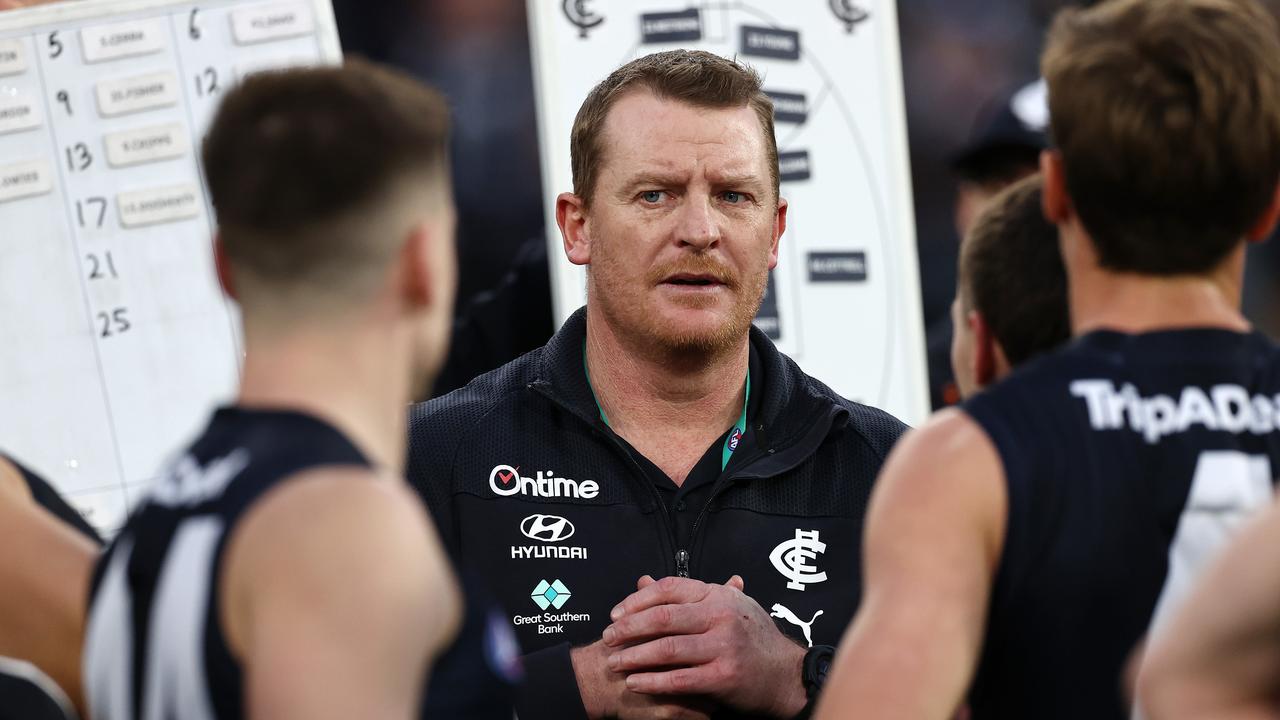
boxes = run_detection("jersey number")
[1147,450,1273,641]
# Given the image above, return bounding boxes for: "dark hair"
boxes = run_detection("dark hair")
[570,49,777,204]
[1042,0,1280,275]
[203,59,450,304]
[961,175,1070,366]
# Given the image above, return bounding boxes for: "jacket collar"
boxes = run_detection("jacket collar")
[531,307,843,452]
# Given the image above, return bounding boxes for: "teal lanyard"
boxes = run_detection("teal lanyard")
[585,347,750,472]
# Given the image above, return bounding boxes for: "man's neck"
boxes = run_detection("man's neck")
[584,305,749,485]
[1067,231,1250,335]
[236,318,411,476]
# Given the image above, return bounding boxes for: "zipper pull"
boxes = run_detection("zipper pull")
[676,549,690,577]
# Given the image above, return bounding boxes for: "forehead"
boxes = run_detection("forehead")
[597,88,770,182]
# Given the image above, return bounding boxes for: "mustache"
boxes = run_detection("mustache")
[647,255,738,287]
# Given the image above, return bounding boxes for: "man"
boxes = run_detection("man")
[815,1,1280,718]
[0,456,99,720]
[1139,496,1280,719]
[408,49,907,719]
[82,62,465,719]
[950,174,1068,400]
[928,79,1048,408]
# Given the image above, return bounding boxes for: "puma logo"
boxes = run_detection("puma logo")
[770,603,824,648]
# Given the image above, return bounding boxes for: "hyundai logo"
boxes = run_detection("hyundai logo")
[521,514,576,543]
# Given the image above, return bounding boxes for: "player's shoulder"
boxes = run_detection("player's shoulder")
[872,408,1005,524]
[890,408,997,472]
[0,455,30,503]
[222,466,460,655]
[236,465,434,556]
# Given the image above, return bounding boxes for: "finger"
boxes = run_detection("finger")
[611,576,713,621]
[724,574,744,591]
[608,633,718,673]
[636,574,657,590]
[603,602,712,647]
[625,665,721,697]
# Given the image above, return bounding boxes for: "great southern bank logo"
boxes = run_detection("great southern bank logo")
[531,579,572,610]
[489,464,600,499]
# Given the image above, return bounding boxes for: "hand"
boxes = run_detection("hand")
[603,575,808,718]
[571,639,714,720]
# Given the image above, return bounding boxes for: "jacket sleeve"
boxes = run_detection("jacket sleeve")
[516,642,590,720]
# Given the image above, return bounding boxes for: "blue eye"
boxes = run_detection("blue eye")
[723,191,743,203]
[641,190,663,203]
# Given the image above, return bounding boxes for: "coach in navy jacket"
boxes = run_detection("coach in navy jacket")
[407,49,906,719]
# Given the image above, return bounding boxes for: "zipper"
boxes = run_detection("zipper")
[528,382,681,574]
[680,447,767,578]
[681,405,840,577]
[676,549,690,577]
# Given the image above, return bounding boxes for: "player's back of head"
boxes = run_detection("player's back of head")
[960,175,1069,368]
[1042,0,1280,275]
[203,59,452,321]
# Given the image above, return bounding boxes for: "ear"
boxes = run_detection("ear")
[213,232,237,301]
[1245,182,1280,243]
[768,197,788,271]
[557,192,591,266]
[400,222,434,310]
[1040,150,1071,225]
[970,310,999,389]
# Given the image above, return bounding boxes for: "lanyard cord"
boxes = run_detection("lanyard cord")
[585,345,750,472]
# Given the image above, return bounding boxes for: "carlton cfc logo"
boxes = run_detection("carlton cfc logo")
[770,529,828,591]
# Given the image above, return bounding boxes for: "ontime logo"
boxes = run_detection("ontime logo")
[489,464,600,499]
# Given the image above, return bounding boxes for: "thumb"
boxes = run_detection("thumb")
[725,574,745,591]
[636,574,657,590]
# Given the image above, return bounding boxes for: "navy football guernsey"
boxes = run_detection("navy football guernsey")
[82,407,518,719]
[963,328,1280,719]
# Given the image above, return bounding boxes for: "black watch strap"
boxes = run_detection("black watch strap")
[794,644,836,719]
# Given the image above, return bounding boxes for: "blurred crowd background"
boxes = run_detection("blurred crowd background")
[329,0,1280,407]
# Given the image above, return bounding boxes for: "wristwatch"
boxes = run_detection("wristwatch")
[795,644,835,719]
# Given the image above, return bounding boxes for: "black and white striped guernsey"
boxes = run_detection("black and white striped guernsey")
[82,407,520,719]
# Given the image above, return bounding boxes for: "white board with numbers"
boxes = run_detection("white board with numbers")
[528,1,930,426]
[0,0,341,535]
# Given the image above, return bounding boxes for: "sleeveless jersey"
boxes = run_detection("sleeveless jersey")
[4,455,101,544]
[963,328,1280,719]
[82,407,519,719]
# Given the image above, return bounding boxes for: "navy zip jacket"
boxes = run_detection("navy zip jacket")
[407,308,907,719]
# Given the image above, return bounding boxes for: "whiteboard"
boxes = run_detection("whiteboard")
[0,0,341,535]
[528,0,929,426]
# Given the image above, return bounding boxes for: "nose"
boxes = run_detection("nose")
[674,196,722,250]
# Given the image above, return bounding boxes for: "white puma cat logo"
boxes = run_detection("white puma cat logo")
[770,603,824,648]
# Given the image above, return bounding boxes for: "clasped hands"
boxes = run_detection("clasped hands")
[572,575,808,720]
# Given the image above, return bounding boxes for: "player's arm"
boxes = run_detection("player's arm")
[813,409,1007,720]
[1139,498,1280,720]
[0,457,98,716]
[222,467,462,720]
